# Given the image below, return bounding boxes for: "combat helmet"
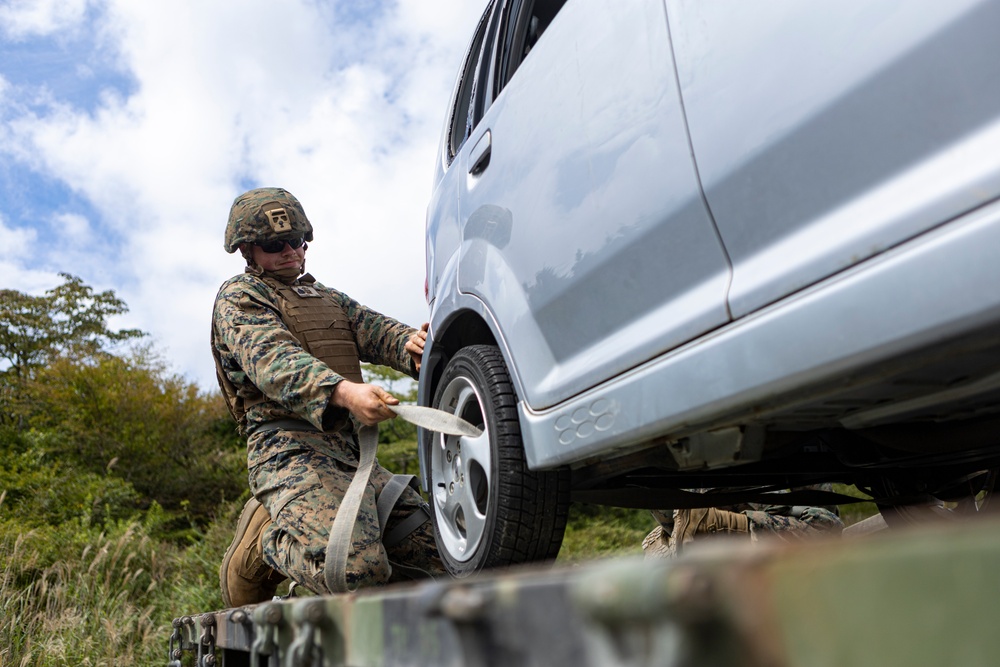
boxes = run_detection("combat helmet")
[224,187,313,253]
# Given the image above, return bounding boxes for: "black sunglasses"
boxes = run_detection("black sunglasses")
[256,237,306,254]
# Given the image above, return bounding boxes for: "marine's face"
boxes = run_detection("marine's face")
[250,238,306,272]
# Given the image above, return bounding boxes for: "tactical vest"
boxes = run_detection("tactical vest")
[262,274,364,384]
[214,273,363,427]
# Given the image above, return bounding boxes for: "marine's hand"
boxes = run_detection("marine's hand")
[405,322,429,372]
[332,380,399,426]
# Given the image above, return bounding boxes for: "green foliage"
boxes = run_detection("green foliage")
[0,274,247,536]
[361,364,416,400]
[0,275,260,663]
[377,438,420,477]
[0,429,141,529]
[558,504,658,563]
[13,350,246,535]
[0,497,269,666]
[0,274,144,409]
[0,277,247,663]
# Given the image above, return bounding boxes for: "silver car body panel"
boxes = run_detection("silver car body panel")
[669,0,1000,318]
[520,198,1000,469]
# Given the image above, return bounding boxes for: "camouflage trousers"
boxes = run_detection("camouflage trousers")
[744,505,843,541]
[734,483,844,541]
[247,428,445,594]
[643,505,844,559]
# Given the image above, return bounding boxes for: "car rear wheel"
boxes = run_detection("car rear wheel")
[876,469,998,527]
[428,344,569,577]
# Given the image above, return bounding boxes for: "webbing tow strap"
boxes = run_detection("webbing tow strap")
[323,425,430,593]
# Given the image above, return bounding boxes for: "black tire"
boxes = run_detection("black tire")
[876,469,998,527]
[428,344,570,577]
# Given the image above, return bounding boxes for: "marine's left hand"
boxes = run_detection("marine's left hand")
[405,322,429,372]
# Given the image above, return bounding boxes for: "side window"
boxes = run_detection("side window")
[471,4,503,127]
[496,0,568,96]
[448,2,498,162]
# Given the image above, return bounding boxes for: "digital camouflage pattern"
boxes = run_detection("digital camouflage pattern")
[642,485,844,559]
[212,268,443,592]
[224,187,314,253]
[744,506,844,538]
[213,272,418,452]
[248,428,443,592]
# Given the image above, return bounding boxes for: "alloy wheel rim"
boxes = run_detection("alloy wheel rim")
[431,375,491,561]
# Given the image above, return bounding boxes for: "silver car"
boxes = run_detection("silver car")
[419,0,1000,577]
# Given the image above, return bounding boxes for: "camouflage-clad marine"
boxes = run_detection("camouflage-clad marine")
[212,187,443,605]
[641,487,844,559]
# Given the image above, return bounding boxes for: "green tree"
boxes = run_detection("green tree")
[20,349,245,534]
[0,274,145,422]
[0,273,144,377]
[0,274,246,536]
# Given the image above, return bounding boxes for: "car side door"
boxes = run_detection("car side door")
[454,0,733,410]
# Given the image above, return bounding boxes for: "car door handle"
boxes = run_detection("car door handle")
[469,130,492,175]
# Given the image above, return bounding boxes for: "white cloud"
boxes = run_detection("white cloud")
[0,214,35,251]
[0,214,61,293]
[0,0,487,388]
[51,211,90,240]
[0,0,90,39]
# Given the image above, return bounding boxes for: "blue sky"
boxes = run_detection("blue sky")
[0,0,484,389]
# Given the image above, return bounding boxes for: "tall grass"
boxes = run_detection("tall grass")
[1,525,160,666]
[0,503,239,667]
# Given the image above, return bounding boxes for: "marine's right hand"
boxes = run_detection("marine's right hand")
[331,380,398,426]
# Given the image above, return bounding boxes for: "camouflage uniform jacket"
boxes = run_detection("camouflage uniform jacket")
[212,270,418,469]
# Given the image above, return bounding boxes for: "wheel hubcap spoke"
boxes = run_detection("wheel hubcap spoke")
[461,431,491,483]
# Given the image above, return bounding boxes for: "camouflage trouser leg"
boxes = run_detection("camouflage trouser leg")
[712,483,843,542]
[643,503,844,559]
[248,430,444,595]
[744,506,844,542]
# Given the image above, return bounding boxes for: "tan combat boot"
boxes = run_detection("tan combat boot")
[673,507,749,547]
[642,508,750,559]
[220,497,287,607]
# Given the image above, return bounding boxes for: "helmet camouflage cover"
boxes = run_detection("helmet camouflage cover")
[224,187,314,253]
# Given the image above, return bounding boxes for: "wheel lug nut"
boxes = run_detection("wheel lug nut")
[449,482,455,494]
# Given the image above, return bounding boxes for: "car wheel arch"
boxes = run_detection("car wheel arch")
[419,307,518,485]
